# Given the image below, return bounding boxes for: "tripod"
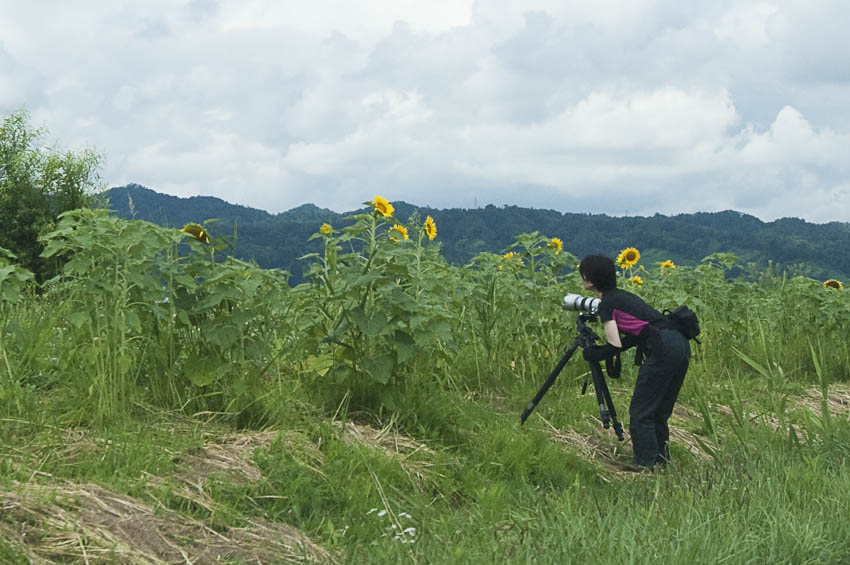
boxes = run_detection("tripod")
[520,314,624,440]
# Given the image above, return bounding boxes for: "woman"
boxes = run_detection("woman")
[579,254,690,469]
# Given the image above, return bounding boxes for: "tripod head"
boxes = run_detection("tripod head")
[575,313,600,349]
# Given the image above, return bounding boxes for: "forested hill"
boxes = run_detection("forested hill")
[103,184,850,283]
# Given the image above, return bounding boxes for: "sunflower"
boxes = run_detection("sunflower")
[373,195,395,218]
[616,247,640,269]
[320,222,333,236]
[660,259,676,270]
[424,215,437,241]
[548,237,563,254]
[180,223,210,244]
[630,275,643,286]
[503,251,523,264]
[824,279,844,290]
[389,224,409,242]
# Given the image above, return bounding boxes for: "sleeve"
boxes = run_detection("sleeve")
[582,343,619,362]
[582,334,639,362]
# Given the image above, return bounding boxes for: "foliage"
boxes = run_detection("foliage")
[11,208,291,424]
[0,110,102,280]
[0,246,34,304]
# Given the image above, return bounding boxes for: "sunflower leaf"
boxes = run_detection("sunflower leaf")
[363,355,394,384]
[350,306,389,337]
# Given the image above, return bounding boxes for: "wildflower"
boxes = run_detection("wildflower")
[660,259,676,270]
[180,223,210,244]
[548,237,563,254]
[373,195,395,218]
[631,275,643,286]
[424,215,437,241]
[320,222,333,236]
[389,224,409,242]
[824,279,844,290]
[617,247,640,269]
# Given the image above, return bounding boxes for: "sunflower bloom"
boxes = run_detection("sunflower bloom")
[824,279,844,290]
[389,224,409,242]
[424,215,437,241]
[661,259,676,270]
[373,195,395,218]
[180,223,210,244]
[503,251,523,265]
[320,223,333,236]
[548,237,563,254]
[617,247,640,269]
[630,275,643,286]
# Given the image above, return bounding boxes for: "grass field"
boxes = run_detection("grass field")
[2,205,849,563]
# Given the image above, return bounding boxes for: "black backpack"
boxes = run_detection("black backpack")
[664,305,701,343]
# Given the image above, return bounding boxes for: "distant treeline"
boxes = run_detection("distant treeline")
[104,184,850,284]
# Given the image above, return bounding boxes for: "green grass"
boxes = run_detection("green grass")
[3,378,850,563]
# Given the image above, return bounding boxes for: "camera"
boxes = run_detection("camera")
[563,293,600,315]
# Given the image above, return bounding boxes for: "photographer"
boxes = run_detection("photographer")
[579,255,690,470]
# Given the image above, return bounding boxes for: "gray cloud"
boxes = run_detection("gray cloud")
[1,0,849,222]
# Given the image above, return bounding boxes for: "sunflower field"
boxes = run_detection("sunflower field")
[1,198,850,563]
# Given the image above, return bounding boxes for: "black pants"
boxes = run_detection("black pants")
[629,329,690,468]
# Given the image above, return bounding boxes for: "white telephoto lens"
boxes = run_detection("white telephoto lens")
[563,293,600,314]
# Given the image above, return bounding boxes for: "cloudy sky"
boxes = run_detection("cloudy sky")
[2,1,849,222]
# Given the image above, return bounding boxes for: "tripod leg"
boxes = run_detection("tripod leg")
[588,361,611,429]
[589,360,624,441]
[599,374,625,441]
[521,339,582,424]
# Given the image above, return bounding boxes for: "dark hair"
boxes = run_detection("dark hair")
[579,255,617,292]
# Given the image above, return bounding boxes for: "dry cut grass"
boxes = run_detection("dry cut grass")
[0,429,333,564]
[799,384,850,417]
[0,417,445,563]
[0,480,332,564]
[143,429,323,515]
[538,402,717,478]
[334,415,442,489]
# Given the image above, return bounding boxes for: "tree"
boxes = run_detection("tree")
[0,109,102,280]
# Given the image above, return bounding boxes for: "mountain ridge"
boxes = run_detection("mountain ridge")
[102,184,850,283]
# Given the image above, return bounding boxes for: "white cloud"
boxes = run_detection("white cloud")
[738,106,850,167]
[713,2,778,49]
[215,0,474,42]
[1,0,850,222]
[122,130,289,207]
